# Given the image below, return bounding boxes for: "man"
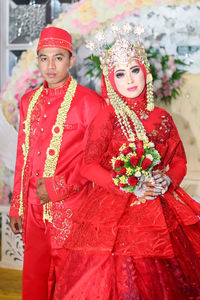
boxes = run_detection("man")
[9,27,105,300]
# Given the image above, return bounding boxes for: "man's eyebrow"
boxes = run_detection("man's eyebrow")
[54,53,65,56]
[38,54,47,57]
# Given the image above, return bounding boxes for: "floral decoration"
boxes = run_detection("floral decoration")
[111,140,161,193]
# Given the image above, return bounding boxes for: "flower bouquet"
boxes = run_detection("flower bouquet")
[111,140,161,193]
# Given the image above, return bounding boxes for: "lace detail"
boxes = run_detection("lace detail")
[84,113,114,165]
[49,201,73,248]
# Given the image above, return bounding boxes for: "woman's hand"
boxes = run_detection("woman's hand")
[133,171,171,202]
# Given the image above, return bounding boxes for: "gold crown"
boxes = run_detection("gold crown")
[86,23,150,71]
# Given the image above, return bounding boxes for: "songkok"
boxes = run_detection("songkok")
[37,27,73,54]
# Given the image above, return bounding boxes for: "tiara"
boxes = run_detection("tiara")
[86,23,150,71]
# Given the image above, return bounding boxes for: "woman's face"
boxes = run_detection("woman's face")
[114,60,145,98]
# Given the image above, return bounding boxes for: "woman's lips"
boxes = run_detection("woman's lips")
[127,86,137,92]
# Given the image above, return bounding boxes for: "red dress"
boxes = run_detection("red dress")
[54,103,200,300]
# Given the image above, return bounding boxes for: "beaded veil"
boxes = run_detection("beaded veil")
[86,23,154,142]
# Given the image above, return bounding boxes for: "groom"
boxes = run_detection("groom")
[9,26,105,300]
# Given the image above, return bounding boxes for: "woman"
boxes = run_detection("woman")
[54,25,200,299]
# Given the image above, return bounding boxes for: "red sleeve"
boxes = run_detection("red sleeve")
[44,176,81,203]
[80,107,114,189]
[45,88,107,203]
[165,115,187,191]
[9,95,27,217]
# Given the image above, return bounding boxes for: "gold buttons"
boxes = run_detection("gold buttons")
[36,172,39,176]
[41,128,44,132]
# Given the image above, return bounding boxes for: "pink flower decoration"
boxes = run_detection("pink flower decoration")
[72,18,81,28]
[89,20,99,29]
[81,25,91,35]
[33,70,41,76]
[14,93,20,101]
[107,0,117,8]
[25,87,34,94]
[114,14,122,22]
[31,79,37,86]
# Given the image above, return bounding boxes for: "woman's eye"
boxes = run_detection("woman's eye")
[41,57,47,62]
[116,73,124,79]
[132,68,140,74]
[56,57,62,61]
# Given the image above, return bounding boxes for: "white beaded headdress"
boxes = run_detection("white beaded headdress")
[86,23,154,142]
[86,23,154,113]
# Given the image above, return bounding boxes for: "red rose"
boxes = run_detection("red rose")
[122,147,133,155]
[141,158,152,170]
[128,176,138,186]
[130,156,139,166]
[119,183,127,188]
[115,160,125,169]
[112,170,117,178]
[135,140,143,149]
[136,148,145,159]
[119,167,126,175]
[135,140,145,158]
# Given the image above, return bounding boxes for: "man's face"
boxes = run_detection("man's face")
[37,47,75,88]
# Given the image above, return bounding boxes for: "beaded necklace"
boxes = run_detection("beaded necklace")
[105,76,149,143]
[19,77,78,222]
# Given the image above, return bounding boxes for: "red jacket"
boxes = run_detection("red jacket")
[9,76,105,247]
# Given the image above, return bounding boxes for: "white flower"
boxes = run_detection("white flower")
[148,142,155,148]
[146,154,153,161]
[110,23,120,34]
[95,30,105,42]
[86,40,96,51]
[134,24,145,36]
[135,171,142,177]
[153,79,162,90]
[122,23,132,34]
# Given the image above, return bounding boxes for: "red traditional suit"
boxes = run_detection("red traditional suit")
[54,101,200,300]
[9,76,105,300]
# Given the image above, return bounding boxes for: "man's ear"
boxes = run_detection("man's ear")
[69,56,75,69]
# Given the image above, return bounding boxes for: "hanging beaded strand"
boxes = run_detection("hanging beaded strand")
[104,73,149,143]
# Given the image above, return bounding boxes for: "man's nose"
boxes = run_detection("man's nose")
[48,59,56,69]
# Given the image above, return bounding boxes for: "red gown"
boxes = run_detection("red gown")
[54,103,200,300]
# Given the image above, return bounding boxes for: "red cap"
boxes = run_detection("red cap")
[37,27,73,54]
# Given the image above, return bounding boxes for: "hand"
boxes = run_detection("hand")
[36,178,50,205]
[152,171,171,195]
[9,216,23,234]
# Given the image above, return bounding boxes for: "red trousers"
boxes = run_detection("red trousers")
[22,203,67,300]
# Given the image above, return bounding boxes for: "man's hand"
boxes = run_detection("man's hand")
[36,178,50,205]
[10,216,23,234]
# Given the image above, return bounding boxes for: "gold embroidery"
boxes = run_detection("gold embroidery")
[43,78,77,222]
[19,85,44,215]
[19,78,78,222]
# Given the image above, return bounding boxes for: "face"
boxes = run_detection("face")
[114,60,145,98]
[37,47,75,88]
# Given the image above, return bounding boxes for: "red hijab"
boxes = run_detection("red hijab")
[101,60,147,108]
